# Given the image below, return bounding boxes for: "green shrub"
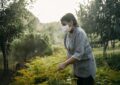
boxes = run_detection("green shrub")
[10,32,53,62]
[96,67,120,85]
[95,53,120,71]
[95,53,120,85]
[106,53,120,71]
[95,54,105,67]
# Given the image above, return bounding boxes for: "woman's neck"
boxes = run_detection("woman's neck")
[69,27,76,33]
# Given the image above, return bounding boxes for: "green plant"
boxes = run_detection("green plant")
[10,32,53,62]
[106,53,120,71]
[10,47,120,85]
[10,50,72,85]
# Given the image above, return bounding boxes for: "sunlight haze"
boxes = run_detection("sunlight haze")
[27,0,88,23]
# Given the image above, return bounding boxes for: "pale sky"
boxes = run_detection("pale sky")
[27,0,88,23]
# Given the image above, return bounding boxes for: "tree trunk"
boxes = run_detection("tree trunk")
[0,42,9,73]
[111,40,115,49]
[103,41,108,57]
[102,41,109,66]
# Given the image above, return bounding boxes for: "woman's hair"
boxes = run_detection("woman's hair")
[60,13,78,27]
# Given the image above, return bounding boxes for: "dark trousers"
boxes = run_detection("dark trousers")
[75,75,95,85]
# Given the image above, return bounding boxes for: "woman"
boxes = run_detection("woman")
[57,13,96,85]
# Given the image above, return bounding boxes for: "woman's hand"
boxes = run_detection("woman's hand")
[57,57,77,71]
[57,62,67,71]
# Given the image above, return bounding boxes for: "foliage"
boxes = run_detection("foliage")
[0,0,41,71]
[77,0,120,54]
[95,53,120,71]
[77,1,97,34]
[106,53,120,71]
[96,67,120,85]
[10,49,72,85]
[0,0,27,72]
[11,32,53,62]
[10,47,120,85]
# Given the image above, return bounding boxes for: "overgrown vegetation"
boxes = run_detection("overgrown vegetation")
[9,47,120,85]
[10,32,53,62]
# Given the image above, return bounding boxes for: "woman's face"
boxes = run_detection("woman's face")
[61,20,73,32]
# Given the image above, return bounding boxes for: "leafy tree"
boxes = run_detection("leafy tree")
[95,0,120,55]
[0,0,35,72]
[77,1,99,48]
[77,0,120,55]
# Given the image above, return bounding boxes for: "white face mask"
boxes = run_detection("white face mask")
[61,25,71,32]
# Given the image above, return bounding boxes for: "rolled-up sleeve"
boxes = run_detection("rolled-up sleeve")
[72,32,85,60]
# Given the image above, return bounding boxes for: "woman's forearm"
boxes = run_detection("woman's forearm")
[64,57,77,66]
[58,56,77,71]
